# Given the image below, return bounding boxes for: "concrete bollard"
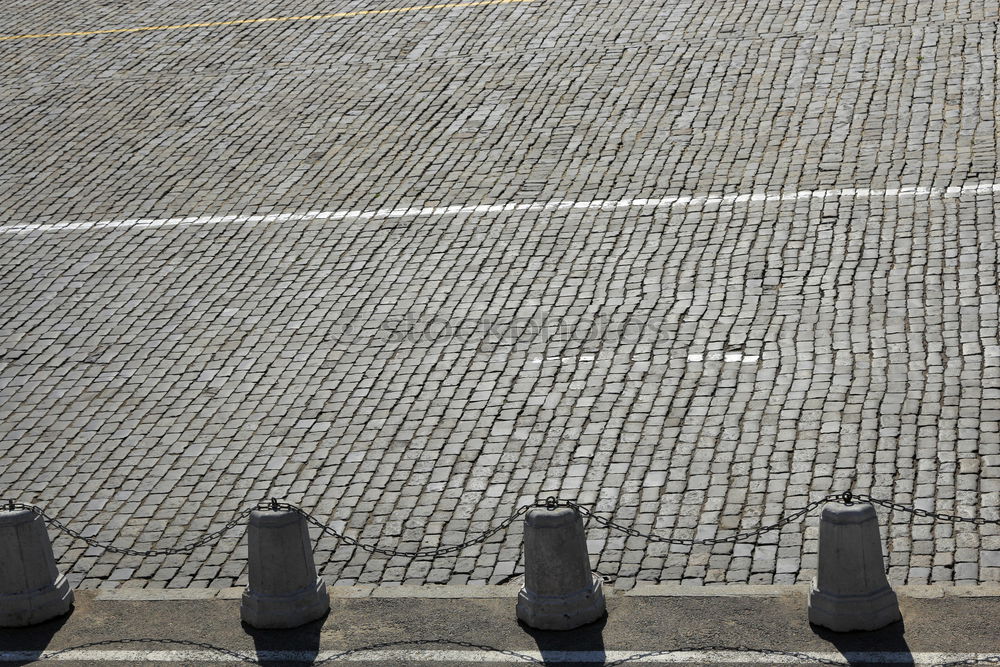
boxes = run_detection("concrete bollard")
[808,501,902,632]
[241,508,329,629]
[516,505,606,630]
[0,508,74,627]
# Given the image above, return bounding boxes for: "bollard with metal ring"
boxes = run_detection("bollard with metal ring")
[0,505,74,626]
[516,498,606,630]
[808,494,901,632]
[240,500,329,629]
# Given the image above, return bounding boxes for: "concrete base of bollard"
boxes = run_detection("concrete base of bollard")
[516,506,607,631]
[240,509,330,629]
[0,573,74,628]
[808,583,901,632]
[0,509,74,627]
[516,573,606,631]
[807,501,902,632]
[240,579,330,630]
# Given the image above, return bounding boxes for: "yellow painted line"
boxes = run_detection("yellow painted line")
[0,0,533,42]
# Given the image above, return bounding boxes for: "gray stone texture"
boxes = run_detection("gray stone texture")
[1,0,999,591]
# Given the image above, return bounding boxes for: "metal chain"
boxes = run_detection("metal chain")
[844,492,1000,526]
[935,657,1000,667]
[3,502,254,557]
[561,496,839,546]
[290,493,841,554]
[604,645,849,667]
[6,489,999,561]
[287,502,533,558]
[34,637,1000,666]
[40,638,258,664]
[314,638,544,665]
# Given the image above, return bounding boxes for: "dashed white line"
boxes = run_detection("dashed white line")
[3,182,998,234]
[528,354,597,364]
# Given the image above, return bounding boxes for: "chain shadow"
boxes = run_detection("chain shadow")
[0,606,72,666]
[811,619,913,666]
[242,609,328,666]
[518,613,607,666]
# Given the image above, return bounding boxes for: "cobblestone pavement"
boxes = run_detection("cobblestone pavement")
[1,0,999,591]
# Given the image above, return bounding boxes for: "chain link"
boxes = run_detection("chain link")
[561,496,840,546]
[845,493,1000,526]
[314,638,544,665]
[6,489,999,561]
[288,502,533,558]
[4,502,254,557]
[935,656,1000,667]
[41,638,259,664]
[604,645,848,667]
[292,493,849,556]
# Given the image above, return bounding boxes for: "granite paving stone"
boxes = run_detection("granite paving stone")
[1,0,999,591]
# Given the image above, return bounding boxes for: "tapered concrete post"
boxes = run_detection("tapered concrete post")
[0,508,74,627]
[516,505,605,630]
[241,508,329,629]
[808,501,901,632]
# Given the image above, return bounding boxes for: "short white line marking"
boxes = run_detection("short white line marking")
[527,354,597,365]
[3,182,998,234]
[687,352,759,363]
[0,649,982,663]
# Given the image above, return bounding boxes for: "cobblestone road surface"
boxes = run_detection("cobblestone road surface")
[1,0,999,590]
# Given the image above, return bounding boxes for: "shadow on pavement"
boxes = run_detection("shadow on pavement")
[0,606,72,667]
[519,613,607,666]
[812,619,914,666]
[242,609,328,666]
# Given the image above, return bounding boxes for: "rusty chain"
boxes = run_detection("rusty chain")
[6,490,1000,560]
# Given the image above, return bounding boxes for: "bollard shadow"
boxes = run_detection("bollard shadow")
[518,614,607,667]
[811,619,913,666]
[242,609,328,667]
[0,607,72,666]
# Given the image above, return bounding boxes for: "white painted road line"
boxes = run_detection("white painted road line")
[0,649,989,663]
[687,352,760,363]
[527,354,597,364]
[3,182,999,234]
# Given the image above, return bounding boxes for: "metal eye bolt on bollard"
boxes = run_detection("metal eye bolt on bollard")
[516,498,606,631]
[808,493,902,632]
[241,499,330,629]
[0,502,74,627]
